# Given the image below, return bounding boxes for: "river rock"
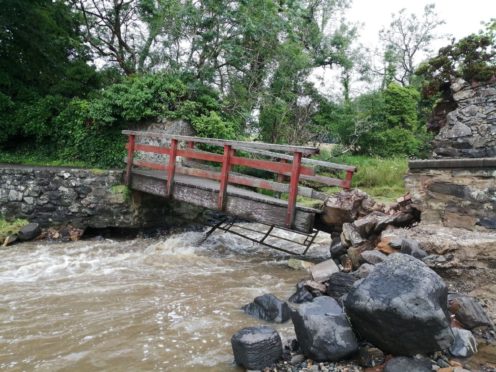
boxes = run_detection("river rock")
[341,223,366,247]
[398,238,428,259]
[2,234,17,246]
[330,239,347,258]
[288,282,314,304]
[242,294,291,323]
[18,222,41,241]
[361,250,388,264]
[310,259,339,282]
[291,296,358,362]
[449,328,477,358]
[357,344,385,368]
[287,258,314,272]
[344,253,454,355]
[321,189,379,228]
[325,272,357,301]
[231,326,282,370]
[448,294,492,329]
[383,356,432,372]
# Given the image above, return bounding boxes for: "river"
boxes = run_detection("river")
[0,225,330,371]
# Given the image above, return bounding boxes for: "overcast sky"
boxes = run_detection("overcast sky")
[349,0,494,48]
[312,0,495,97]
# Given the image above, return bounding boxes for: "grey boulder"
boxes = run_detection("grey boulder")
[291,296,358,362]
[242,294,291,323]
[231,326,282,370]
[344,253,454,355]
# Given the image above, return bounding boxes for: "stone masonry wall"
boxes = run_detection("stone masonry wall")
[433,79,496,158]
[405,164,496,231]
[0,165,186,228]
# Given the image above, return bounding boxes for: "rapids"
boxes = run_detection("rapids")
[0,225,330,371]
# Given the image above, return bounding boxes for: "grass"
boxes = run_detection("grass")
[0,150,88,168]
[316,151,408,204]
[0,218,29,243]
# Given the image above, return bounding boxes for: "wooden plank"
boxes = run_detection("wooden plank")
[122,130,319,155]
[176,148,224,163]
[130,172,316,232]
[237,146,357,172]
[218,145,232,210]
[230,156,315,176]
[125,134,135,186]
[286,152,302,228]
[166,139,178,196]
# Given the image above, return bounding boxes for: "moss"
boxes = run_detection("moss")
[110,184,131,201]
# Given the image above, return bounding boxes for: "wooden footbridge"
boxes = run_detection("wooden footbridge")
[123,130,356,244]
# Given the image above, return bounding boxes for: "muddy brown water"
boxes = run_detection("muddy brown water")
[0,226,330,371]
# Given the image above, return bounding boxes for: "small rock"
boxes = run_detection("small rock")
[340,254,353,272]
[302,280,326,294]
[291,296,358,362]
[231,326,282,370]
[290,354,305,365]
[242,294,291,323]
[376,236,400,255]
[399,238,428,259]
[310,259,339,282]
[325,272,357,301]
[288,282,314,304]
[383,356,431,372]
[288,258,314,272]
[18,223,41,241]
[448,294,492,329]
[449,328,477,358]
[361,250,388,264]
[341,223,366,247]
[357,345,385,368]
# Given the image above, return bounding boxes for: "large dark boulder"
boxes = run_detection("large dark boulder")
[344,254,454,355]
[231,326,282,370]
[291,296,358,362]
[242,294,291,323]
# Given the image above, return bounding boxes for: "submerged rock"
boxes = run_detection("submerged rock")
[344,254,454,355]
[231,326,282,370]
[242,294,291,323]
[291,296,358,362]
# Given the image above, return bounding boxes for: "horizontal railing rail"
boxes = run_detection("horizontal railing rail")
[123,130,356,229]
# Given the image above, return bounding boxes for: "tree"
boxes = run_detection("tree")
[378,4,445,86]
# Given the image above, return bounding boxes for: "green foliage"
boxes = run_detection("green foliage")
[416,20,496,96]
[0,217,29,243]
[192,112,236,139]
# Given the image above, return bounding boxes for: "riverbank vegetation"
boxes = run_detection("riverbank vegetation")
[0,1,494,188]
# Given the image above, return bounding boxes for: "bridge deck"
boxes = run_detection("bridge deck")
[130,168,321,233]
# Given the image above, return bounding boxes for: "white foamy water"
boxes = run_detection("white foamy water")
[0,226,330,371]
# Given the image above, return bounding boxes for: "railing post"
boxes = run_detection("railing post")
[187,141,195,149]
[344,170,354,190]
[218,144,233,210]
[125,134,135,186]
[166,139,178,196]
[285,151,302,228]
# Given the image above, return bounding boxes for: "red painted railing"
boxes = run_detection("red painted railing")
[122,130,356,229]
